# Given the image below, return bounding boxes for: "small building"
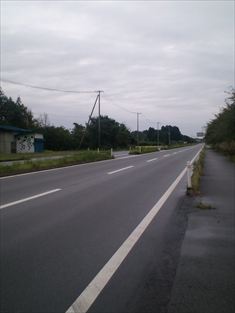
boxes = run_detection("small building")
[0,125,44,153]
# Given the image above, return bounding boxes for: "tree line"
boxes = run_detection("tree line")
[0,89,195,151]
[205,88,235,155]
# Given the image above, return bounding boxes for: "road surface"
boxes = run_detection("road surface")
[0,144,202,313]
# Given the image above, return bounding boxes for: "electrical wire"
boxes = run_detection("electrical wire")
[0,79,99,94]
[102,94,137,114]
[2,78,164,129]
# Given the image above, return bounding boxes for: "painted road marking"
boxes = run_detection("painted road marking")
[163,154,170,157]
[65,146,204,313]
[0,189,61,210]
[107,166,134,175]
[146,158,158,163]
[117,155,137,160]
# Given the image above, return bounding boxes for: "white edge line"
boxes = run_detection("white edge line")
[107,166,134,175]
[0,189,62,210]
[65,146,204,313]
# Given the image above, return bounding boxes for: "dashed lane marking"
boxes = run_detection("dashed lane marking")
[0,189,62,210]
[146,158,158,163]
[107,166,134,175]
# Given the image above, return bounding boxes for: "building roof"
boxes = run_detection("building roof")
[0,125,32,134]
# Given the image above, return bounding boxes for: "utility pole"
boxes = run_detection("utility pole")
[97,90,103,150]
[157,122,160,147]
[79,90,103,150]
[78,94,99,149]
[136,112,141,146]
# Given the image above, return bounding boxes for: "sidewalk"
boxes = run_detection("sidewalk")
[168,149,235,313]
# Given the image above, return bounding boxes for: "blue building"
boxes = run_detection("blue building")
[0,125,44,153]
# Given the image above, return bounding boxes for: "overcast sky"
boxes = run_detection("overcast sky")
[1,0,234,136]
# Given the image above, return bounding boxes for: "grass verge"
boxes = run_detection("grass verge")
[0,150,82,162]
[129,143,195,155]
[230,155,235,163]
[0,151,113,177]
[190,148,206,195]
[129,146,159,154]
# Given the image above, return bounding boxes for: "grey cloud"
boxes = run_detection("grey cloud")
[1,1,234,136]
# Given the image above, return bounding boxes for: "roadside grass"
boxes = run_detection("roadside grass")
[230,155,235,163]
[214,141,235,156]
[211,141,235,164]
[129,146,159,154]
[163,143,195,150]
[0,150,82,162]
[190,148,206,194]
[0,151,113,177]
[129,143,195,155]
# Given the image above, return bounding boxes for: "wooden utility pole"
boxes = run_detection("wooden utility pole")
[157,122,160,147]
[97,90,103,150]
[136,112,141,146]
[168,126,171,146]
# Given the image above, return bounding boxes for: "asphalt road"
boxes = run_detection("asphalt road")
[0,144,202,313]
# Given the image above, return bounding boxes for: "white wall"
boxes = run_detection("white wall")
[16,135,34,153]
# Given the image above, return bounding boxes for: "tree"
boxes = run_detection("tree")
[36,113,50,128]
[146,127,156,142]
[41,126,73,151]
[86,115,131,148]
[0,89,36,128]
[71,123,86,149]
[116,123,131,147]
[205,88,235,145]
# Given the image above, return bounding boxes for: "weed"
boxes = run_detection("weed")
[191,148,205,194]
[129,143,195,155]
[129,146,159,154]
[196,201,215,210]
[0,150,83,162]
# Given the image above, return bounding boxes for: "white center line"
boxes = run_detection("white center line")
[0,189,62,210]
[146,158,158,163]
[107,166,134,175]
[163,154,170,157]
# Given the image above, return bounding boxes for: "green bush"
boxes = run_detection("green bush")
[129,146,159,154]
[213,141,235,155]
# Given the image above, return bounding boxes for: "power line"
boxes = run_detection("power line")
[0,79,99,94]
[102,94,137,114]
